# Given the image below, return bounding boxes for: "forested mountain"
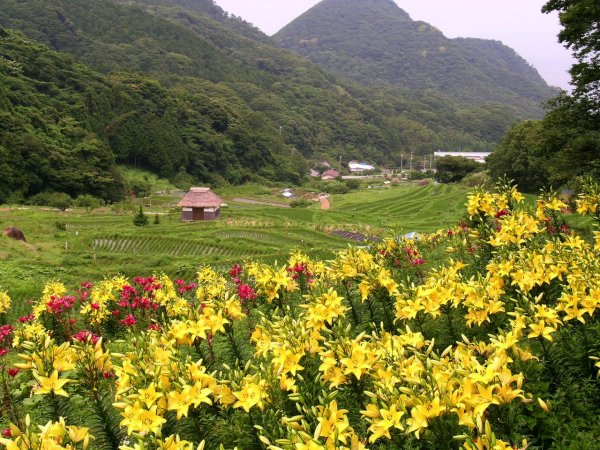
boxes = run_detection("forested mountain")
[0,0,559,202]
[0,28,299,203]
[275,0,558,115]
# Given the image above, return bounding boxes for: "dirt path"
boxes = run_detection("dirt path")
[320,197,331,210]
[231,198,291,208]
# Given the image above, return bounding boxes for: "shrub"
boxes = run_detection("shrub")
[290,198,313,208]
[74,194,102,212]
[133,206,149,226]
[28,192,73,211]
[345,179,360,191]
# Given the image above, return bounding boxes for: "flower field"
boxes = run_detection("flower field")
[1,182,600,449]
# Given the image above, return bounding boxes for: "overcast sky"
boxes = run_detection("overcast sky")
[214,0,575,89]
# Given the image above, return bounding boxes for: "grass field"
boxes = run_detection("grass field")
[0,182,473,303]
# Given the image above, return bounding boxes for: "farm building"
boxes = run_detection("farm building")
[321,169,340,180]
[348,161,375,173]
[178,187,223,221]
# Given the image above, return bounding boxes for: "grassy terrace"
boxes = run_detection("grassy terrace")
[0,183,471,303]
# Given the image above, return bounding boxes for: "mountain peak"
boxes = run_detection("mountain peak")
[275,0,555,113]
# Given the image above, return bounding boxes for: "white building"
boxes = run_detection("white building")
[348,161,375,173]
[434,151,491,163]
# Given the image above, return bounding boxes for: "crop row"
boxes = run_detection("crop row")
[92,237,266,258]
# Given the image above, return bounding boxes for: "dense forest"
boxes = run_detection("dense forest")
[275,0,558,114]
[0,0,562,202]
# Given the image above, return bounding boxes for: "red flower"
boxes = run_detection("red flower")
[0,348,8,357]
[102,371,115,379]
[18,314,35,323]
[495,209,509,219]
[0,325,14,339]
[411,258,426,266]
[8,367,20,377]
[237,284,256,301]
[148,323,161,331]
[1,428,11,438]
[120,314,137,327]
[229,264,243,278]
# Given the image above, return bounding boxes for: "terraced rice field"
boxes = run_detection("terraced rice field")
[0,182,471,300]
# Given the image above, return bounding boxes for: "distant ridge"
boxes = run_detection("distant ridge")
[275,0,557,115]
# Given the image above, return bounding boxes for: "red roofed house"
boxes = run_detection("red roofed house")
[178,187,223,221]
[321,169,339,180]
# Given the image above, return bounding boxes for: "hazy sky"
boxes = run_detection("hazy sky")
[214,0,575,89]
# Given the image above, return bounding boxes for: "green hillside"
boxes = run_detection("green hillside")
[275,0,558,115]
[0,182,470,303]
[0,28,300,203]
[0,0,562,203]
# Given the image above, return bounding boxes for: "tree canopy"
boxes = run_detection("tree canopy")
[543,0,600,108]
[434,156,481,184]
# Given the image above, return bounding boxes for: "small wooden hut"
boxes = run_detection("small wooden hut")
[178,187,223,221]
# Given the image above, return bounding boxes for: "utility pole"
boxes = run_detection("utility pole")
[338,155,342,173]
[430,153,433,170]
[400,153,403,173]
[409,152,413,171]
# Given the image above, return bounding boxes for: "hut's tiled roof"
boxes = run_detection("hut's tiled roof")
[177,188,223,208]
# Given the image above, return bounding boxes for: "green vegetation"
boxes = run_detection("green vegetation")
[0,0,561,205]
[435,156,483,184]
[132,206,149,226]
[0,183,471,303]
[275,0,557,115]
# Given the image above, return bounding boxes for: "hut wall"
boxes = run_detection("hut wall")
[181,206,220,221]
[203,207,220,220]
[181,207,193,221]
[192,208,205,221]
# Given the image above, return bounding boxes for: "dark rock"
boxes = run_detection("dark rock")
[3,226,26,242]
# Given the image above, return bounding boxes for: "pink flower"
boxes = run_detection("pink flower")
[71,330,101,345]
[46,295,76,315]
[0,348,8,357]
[411,258,426,266]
